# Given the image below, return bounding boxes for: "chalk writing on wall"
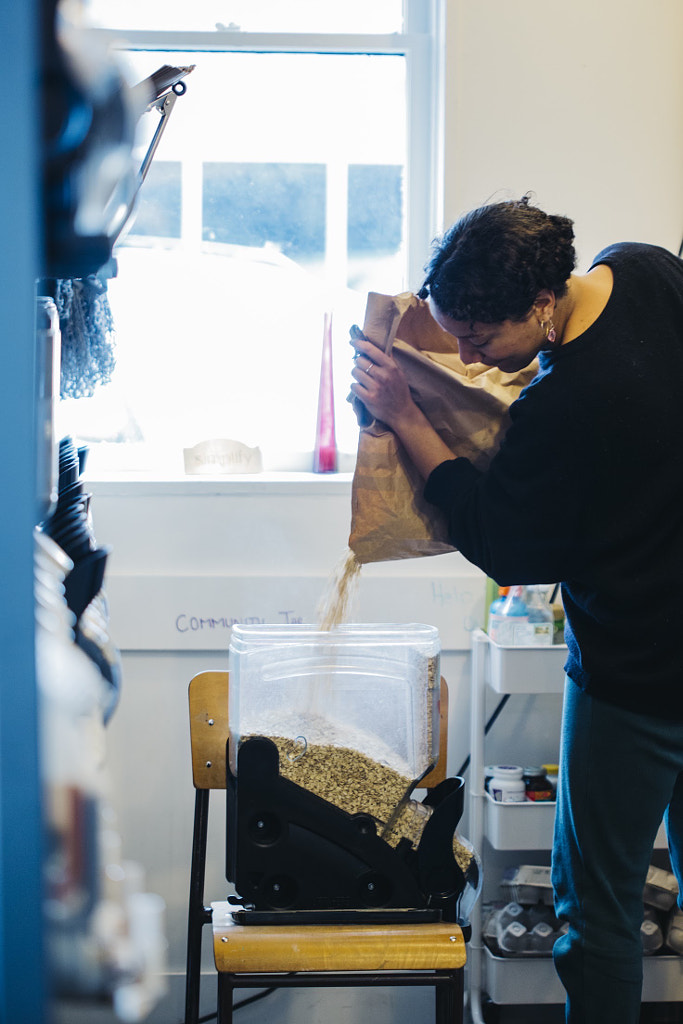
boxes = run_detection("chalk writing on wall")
[105,572,485,651]
[175,610,304,633]
[430,580,480,633]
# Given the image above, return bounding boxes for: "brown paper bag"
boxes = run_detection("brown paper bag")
[349,292,538,564]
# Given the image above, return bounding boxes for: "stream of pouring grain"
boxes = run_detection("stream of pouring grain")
[311,548,363,719]
[316,548,362,631]
[307,549,471,865]
[316,551,415,842]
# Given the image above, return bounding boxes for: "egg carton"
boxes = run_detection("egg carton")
[502,862,680,913]
[643,865,679,911]
[485,900,683,959]
[665,905,683,954]
[500,864,554,906]
[483,901,564,957]
[642,904,683,955]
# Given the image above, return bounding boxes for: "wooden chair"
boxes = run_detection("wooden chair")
[185,669,466,1024]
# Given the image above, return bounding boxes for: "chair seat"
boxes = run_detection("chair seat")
[211,902,467,974]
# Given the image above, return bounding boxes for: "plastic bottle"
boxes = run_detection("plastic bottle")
[488,585,528,646]
[522,586,554,645]
[486,586,508,641]
[488,586,510,616]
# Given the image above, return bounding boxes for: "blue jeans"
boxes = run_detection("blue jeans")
[552,678,683,1023]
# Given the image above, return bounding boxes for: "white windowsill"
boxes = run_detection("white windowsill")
[85,471,355,498]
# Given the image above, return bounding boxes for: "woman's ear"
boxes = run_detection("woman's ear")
[533,288,556,321]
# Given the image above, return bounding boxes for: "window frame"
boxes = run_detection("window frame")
[93,0,445,291]
[78,3,446,478]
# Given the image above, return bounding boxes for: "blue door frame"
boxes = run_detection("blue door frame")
[0,3,47,1022]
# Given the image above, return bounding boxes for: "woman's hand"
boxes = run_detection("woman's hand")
[348,325,458,481]
[348,326,416,431]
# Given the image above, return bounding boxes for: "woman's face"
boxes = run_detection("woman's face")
[429,300,544,373]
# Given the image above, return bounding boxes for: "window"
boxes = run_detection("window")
[60,3,444,473]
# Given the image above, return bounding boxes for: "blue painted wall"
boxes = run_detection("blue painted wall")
[0,2,47,1022]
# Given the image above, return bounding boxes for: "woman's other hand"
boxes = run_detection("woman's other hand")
[349,326,415,430]
[348,324,458,481]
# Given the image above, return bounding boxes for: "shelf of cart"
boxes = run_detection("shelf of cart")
[484,635,568,694]
[641,955,683,1001]
[484,795,668,852]
[484,792,556,850]
[483,946,683,1005]
[483,946,564,1005]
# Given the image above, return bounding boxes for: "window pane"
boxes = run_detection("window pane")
[348,164,403,290]
[59,50,407,471]
[84,0,403,33]
[133,162,182,238]
[203,163,326,262]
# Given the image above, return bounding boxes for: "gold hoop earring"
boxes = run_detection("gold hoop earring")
[540,318,558,347]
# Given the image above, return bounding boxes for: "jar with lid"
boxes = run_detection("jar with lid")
[542,763,559,794]
[489,765,525,803]
[484,764,497,793]
[523,765,554,801]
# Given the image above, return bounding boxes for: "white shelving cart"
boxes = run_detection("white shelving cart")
[467,629,683,1023]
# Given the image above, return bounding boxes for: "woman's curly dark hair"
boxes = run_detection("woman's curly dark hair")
[418,195,576,324]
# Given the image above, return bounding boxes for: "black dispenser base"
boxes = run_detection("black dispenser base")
[230,907,444,925]
[226,737,471,924]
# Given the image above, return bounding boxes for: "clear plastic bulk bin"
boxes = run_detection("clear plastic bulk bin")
[228,622,440,831]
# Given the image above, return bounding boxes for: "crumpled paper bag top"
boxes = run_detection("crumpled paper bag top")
[349,292,537,564]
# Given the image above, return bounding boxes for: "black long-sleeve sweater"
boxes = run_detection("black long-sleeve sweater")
[424,242,683,717]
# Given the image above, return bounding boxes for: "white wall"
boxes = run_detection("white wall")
[88,3,683,1019]
[442,0,683,266]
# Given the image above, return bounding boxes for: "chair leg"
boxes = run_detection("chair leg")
[435,969,464,1024]
[184,788,210,1024]
[216,973,234,1024]
[211,971,463,1024]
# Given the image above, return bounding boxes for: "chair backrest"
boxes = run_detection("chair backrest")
[189,669,230,790]
[188,670,449,791]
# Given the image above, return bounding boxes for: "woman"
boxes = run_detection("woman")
[350,196,683,1023]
